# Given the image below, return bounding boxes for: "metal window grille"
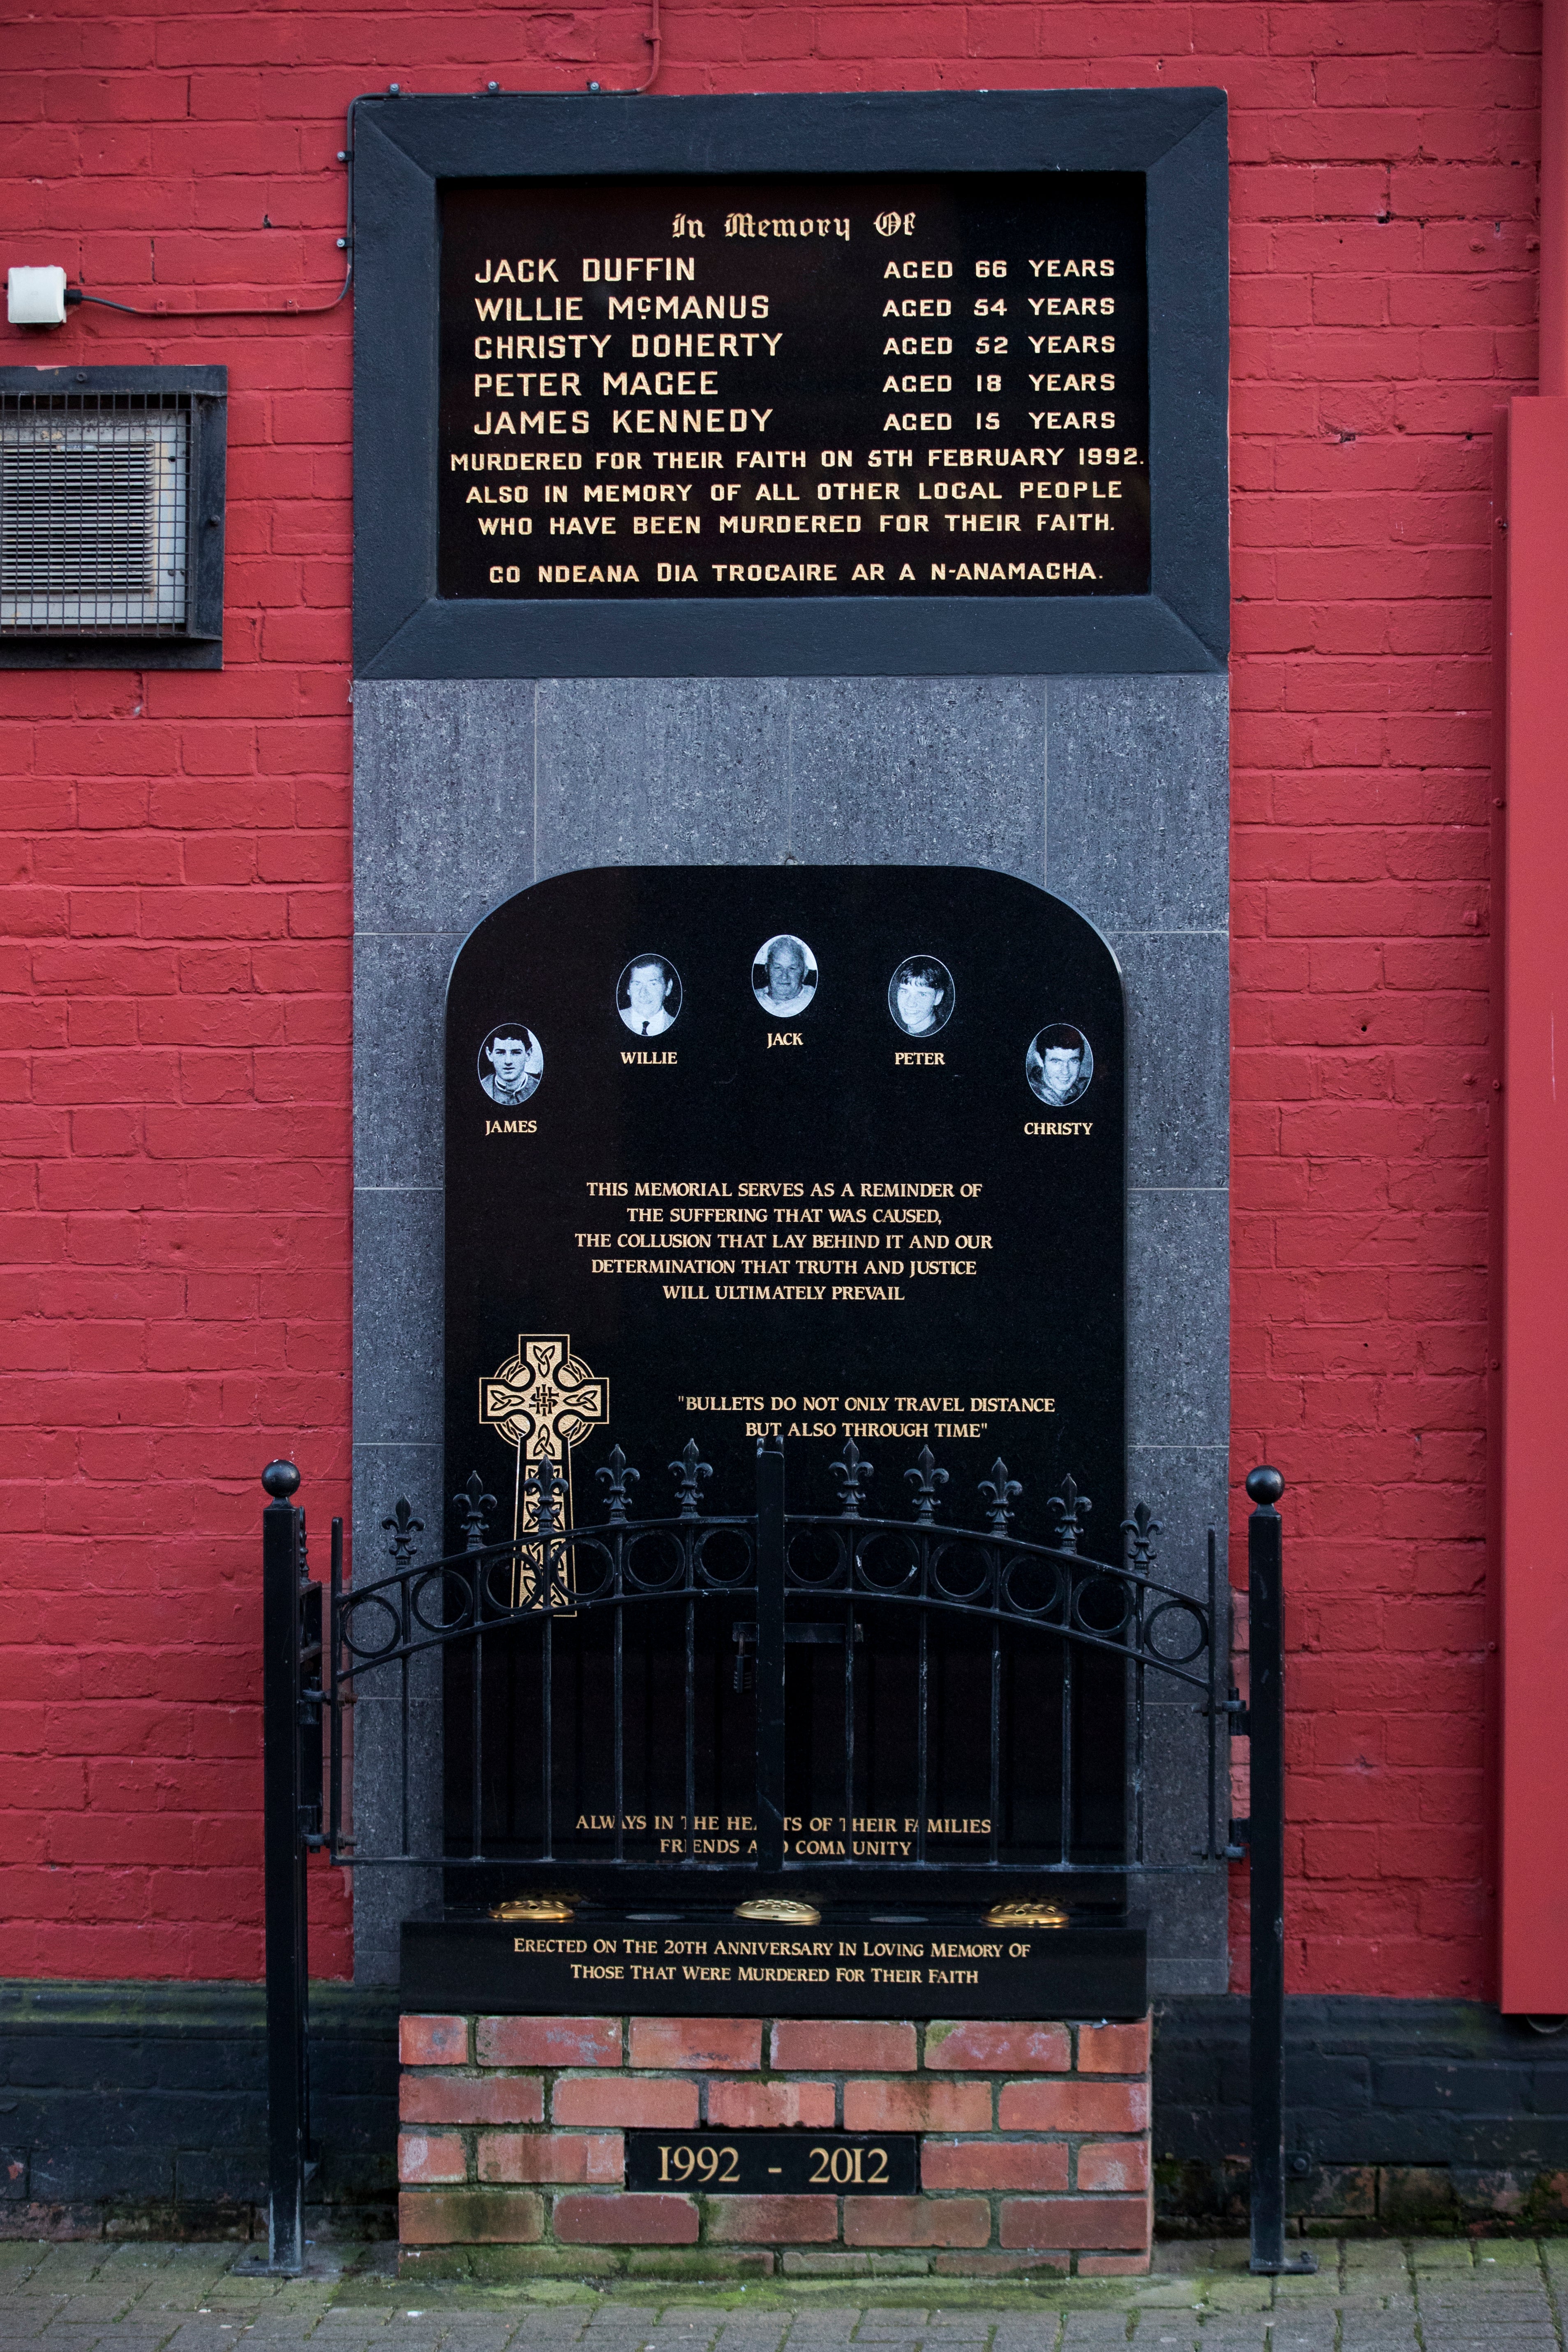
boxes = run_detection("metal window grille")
[0,393,190,635]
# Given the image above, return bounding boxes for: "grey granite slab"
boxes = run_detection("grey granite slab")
[354,679,537,935]
[535,676,791,874]
[351,668,1232,1986]
[1127,1442,1230,1604]
[351,1185,443,1447]
[352,1440,443,1580]
[352,931,457,1189]
[350,1441,446,1984]
[1046,674,1229,932]
[1113,928,1229,1190]
[783,675,1046,879]
[1142,1869,1231,1997]
[1128,1186,1229,1450]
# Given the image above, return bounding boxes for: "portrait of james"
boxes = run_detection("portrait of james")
[1025,1023,1093,1108]
[752,933,818,1018]
[478,1023,544,1106]
[617,953,682,1037]
[889,955,955,1038]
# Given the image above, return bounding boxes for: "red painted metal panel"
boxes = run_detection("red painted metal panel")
[1499,394,1568,2013]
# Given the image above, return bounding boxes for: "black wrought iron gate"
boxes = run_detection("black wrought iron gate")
[256,1443,1308,2278]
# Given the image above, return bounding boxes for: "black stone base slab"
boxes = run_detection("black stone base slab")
[399,1906,1148,2020]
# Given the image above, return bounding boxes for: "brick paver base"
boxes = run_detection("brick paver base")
[398,2011,1152,2277]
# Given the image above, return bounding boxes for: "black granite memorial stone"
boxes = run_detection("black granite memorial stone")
[441,865,1127,1899]
[439,172,1149,603]
[402,1909,1148,2022]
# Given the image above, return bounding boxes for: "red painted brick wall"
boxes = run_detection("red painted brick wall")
[0,4,1530,1994]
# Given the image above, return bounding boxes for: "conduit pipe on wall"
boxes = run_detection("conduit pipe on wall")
[1496,0,1568,2013]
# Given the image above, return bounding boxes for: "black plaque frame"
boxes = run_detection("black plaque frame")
[353,90,1228,679]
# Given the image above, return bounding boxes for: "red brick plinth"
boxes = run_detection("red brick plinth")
[397,2010,1151,2278]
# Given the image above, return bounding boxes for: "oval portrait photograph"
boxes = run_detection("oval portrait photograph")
[477,1022,544,1106]
[888,954,955,1038]
[617,953,683,1037]
[752,933,818,1018]
[1025,1023,1093,1108]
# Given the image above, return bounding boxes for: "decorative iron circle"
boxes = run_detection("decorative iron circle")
[339,1591,401,1661]
[1142,1597,1208,1667]
[625,1528,686,1591]
[785,1525,848,1587]
[695,1526,753,1586]
[1000,1551,1068,1619]
[562,1537,615,1602]
[412,1565,472,1634]
[852,1529,919,1592]
[929,1539,993,1603]
[1072,1570,1134,1638]
[481,1546,527,1613]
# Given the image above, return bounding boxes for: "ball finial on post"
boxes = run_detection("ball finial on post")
[262,1460,302,1501]
[1246,1465,1284,1509]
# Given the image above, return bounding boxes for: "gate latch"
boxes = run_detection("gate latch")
[733,1619,864,1690]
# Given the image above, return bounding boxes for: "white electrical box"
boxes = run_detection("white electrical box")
[7,267,69,328]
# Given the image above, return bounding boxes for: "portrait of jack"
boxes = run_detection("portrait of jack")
[617,953,682,1037]
[752,933,818,1017]
[478,1022,544,1105]
[1025,1023,1093,1108]
[889,955,955,1038]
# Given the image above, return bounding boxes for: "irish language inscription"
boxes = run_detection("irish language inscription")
[438,174,1149,600]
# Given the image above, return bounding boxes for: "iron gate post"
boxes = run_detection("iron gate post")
[261,1459,309,2275]
[755,1437,786,1874]
[1246,1464,1314,2276]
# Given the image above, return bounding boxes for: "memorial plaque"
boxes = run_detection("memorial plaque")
[439,173,1148,602]
[443,865,1126,1882]
[402,1909,1148,2021]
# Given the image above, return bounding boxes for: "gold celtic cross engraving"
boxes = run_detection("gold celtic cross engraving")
[480,1336,609,1599]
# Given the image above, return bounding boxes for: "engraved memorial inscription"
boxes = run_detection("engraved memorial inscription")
[439,174,1149,600]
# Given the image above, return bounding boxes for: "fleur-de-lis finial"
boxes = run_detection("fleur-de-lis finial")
[831,1439,874,1518]
[1047,1473,1092,1554]
[906,1445,949,1526]
[979,1458,1023,1534]
[525,1453,565,1537]
[596,1445,639,1525]
[1121,1500,1161,1572]
[670,1438,712,1520]
[381,1496,423,1567]
[455,1471,496,1552]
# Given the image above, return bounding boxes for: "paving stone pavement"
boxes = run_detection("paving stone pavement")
[1,2240,1566,2352]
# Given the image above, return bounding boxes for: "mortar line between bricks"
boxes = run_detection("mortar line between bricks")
[1536,2236,1566,2352]
[1405,2237,1427,2352]
[1335,2234,1347,2352]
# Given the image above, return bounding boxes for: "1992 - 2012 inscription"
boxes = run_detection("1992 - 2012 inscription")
[438,173,1148,600]
[625,2131,917,2195]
